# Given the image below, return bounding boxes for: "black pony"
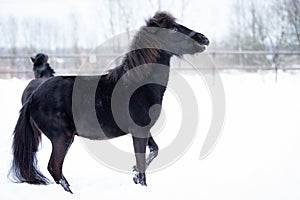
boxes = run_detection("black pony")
[11,12,209,193]
[21,53,55,104]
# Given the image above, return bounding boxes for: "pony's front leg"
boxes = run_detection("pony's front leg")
[132,136,148,186]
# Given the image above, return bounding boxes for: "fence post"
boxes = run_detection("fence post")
[274,52,279,82]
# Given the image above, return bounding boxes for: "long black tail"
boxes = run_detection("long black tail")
[10,100,49,184]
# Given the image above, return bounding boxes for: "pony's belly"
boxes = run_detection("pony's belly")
[77,129,109,140]
[76,120,128,140]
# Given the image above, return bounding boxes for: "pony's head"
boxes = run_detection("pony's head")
[107,11,210,82]
[30,53,54,78]
[144,11,209,55]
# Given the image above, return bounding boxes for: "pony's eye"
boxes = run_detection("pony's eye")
[170,27,178,33]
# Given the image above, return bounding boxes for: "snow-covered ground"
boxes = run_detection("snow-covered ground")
[0,71,300,200]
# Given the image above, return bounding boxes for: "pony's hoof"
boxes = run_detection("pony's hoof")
[58,179,73,194]
[133,172,147,186]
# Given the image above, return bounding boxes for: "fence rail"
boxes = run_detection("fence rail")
[0,51,299,79]
[0,51,299,59]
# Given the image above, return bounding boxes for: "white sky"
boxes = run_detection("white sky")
[0,0,233,47]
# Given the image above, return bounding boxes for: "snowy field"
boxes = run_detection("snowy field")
[0,71,300,200]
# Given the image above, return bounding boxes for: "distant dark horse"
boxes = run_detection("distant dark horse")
[11,11,209,193]
[21,53,55,104]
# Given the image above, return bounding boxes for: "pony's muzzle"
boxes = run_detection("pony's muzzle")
[197,33,210,46]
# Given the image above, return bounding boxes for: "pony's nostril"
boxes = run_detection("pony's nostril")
[205,38,210,45]
[201,36,209,45]
[196,34,209,45]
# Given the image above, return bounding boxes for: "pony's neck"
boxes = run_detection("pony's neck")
[147,50,172,86]
[126,49,172,83]
[156,50,172,66]
[108,49,172,83]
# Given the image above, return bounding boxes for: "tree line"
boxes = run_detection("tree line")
[0,0,299,71]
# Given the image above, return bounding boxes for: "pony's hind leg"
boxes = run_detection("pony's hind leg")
[47,132,74,194]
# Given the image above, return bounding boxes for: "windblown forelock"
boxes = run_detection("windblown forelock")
[146,11,176,28]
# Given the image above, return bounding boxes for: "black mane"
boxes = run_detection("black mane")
[40,63,55,78]
[106,11,176,83]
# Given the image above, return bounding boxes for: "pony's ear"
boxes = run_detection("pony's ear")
[45,55,49,62]
[145,18,160,33]
[29,57,35,63]
[146,18,160,27]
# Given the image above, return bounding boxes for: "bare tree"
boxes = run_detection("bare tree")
[108,0,116,36]
[0,19,5,47]
[69,12,80,53]
[230,0,247,65]
[5,16,18,68]
[180,0,190,19]
[228,0,299,66]
[286,0,300,48]
[118,0,135,42]
[272,0,289,50]
[148,0,162,10]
